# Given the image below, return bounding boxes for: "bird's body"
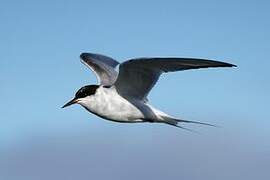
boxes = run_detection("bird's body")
[79,85,145,122]
[62,52,236,129]
[79,85,172,124]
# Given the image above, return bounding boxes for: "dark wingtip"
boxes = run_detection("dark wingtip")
[80,52,89,60]
[221,61,237,68]
[230,63,237,67]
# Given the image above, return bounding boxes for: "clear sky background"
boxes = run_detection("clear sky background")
[1,0,270,179]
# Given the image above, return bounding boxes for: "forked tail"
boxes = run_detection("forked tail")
[160,115,216,130]
[147,105,216,131]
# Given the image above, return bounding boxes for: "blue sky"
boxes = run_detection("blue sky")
[1,0,270,179]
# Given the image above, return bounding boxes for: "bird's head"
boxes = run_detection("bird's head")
[62,85,99,108]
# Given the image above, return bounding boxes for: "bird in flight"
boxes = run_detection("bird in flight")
[62,53,236,130]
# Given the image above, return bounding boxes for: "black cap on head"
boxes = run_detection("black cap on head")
[75,85,99,99]
[62,85,99,108]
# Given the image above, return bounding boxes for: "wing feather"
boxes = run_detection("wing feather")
[114,57,236,100]
[80,53,119,85]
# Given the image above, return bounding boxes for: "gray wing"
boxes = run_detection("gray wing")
[80,53,119,86]
[114,57,236,100]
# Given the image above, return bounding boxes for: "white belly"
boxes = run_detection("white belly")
[79,86,144,122]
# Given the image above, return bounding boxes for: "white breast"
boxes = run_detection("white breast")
[79,86,145,122]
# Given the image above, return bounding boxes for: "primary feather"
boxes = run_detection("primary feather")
[114,57,236,100]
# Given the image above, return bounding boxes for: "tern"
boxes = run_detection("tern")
[62,53,236,129]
